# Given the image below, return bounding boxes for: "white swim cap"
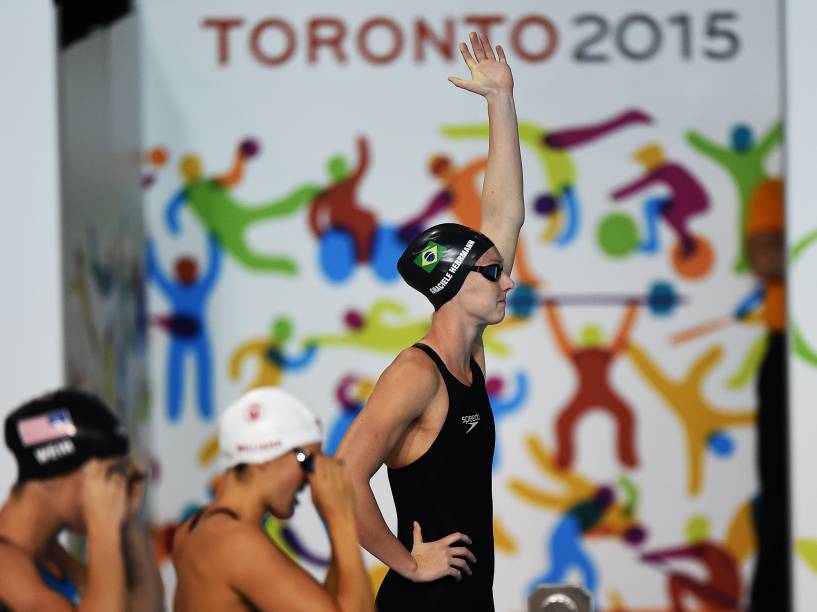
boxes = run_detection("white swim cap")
[219,387,323,469]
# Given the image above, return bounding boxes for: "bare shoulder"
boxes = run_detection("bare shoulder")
[371,348,441,413]
[214,517,284,561]
[187,512,254,545]
[0,545,73,611]
[221,520,280,558]
[174,518,323,612]
[174,512,239,558]
[177,515,286,572]
[171,513,196,562]
[336,347,442,464]
[383,347,441,391]
[0,541,34,579]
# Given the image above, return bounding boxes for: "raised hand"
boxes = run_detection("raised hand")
[309,454,356,526]
[408,521,476,583]
[125,461,148,520]
[448,32,513,99]
[81,459,129,533]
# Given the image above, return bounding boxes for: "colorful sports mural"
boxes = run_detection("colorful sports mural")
[140,2,783,609]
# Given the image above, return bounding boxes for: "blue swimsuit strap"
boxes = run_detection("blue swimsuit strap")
[36,562,81,605]
[0,535,80,605]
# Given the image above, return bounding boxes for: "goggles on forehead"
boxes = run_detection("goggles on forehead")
[471,263,503,281]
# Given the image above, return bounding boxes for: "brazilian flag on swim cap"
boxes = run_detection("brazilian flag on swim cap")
[398,223,495,311]
[414,242,446,273]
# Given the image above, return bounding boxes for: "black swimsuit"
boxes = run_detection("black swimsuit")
[375,343,496,612]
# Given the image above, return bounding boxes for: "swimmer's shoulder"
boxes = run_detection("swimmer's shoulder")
[0,538,73,610]
[394,344,436,366]
[180,512,270,549]
[360,347,441,420]
[173,510,252,564]
[0,535,38,577]
[0,536,30,574]
[384,347,442,392]
[171,516,193,564]
[173,517,281,612]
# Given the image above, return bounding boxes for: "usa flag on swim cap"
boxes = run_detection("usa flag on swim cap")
[18,410,77,447]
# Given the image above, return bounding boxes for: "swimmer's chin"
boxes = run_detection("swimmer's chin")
[487,303,508,325]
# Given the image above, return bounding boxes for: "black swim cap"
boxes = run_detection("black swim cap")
[397,223,495,310]
[5,389,129,484]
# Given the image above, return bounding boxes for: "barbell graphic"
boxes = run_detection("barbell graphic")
[508,280,686,318]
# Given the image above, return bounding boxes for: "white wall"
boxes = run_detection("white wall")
[0,1,63,490]
[786,1,817,610]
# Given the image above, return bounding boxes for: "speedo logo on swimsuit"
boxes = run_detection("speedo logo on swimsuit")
[33,439,76,464]
[429,239,475,295]
[461,414,480,433]
[414,241,446,273]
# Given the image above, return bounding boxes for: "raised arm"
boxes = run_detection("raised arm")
[642,544,695,563]
[123,526,164,612]
[309,190,331,236]
[80,460,130,612]
[626,343,677,402]
[145,239,175,298]
[228,339,268,381]
[164,189,188,235]
[611,172,659,200]
[215,144,250,188]
[686,130,728,161]
[449,32,524,274]
[227,475,373,612]
[610,302,639,355]
[336,351,474,583]
[310,456,373,612]
[351,137,370,184]
[543,301,574,356]
[270,343,318,371]
[228,534,341,612]
[200,234,223,293]
[122,475,165,612]
[757,120,783,161]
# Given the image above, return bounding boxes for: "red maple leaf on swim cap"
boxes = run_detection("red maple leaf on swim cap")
[247,404,261,421]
